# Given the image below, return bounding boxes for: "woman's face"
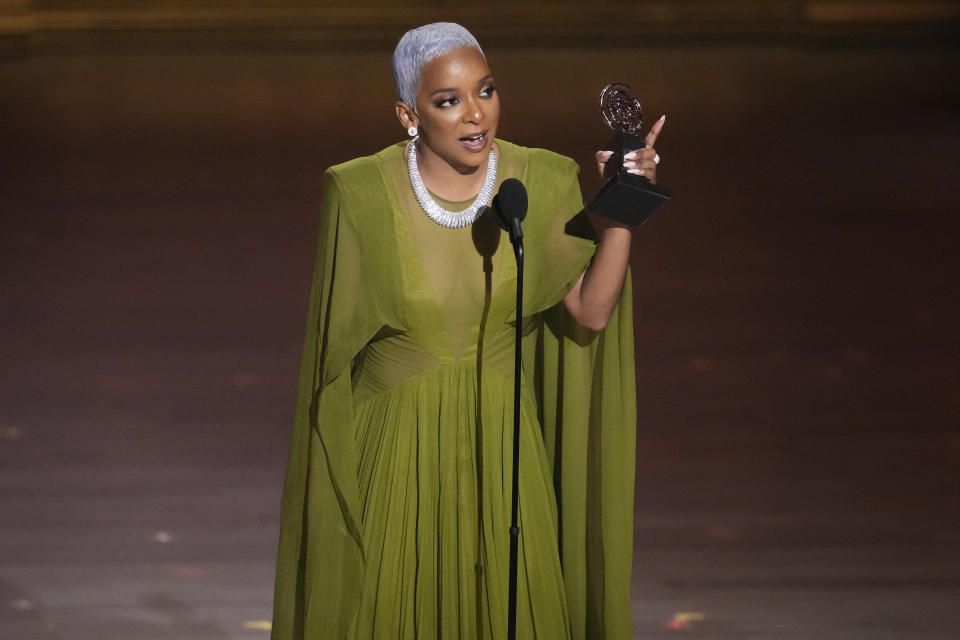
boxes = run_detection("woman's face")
[412,46,500,172]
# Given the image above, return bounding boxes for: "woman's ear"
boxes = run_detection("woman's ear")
[395,101,418,130]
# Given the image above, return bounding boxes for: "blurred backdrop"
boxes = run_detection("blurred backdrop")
[1,1,959,639]
[1,0,959,54]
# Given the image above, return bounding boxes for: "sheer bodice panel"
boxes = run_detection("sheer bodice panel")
[349,143,555,409]
[377,143,522,362]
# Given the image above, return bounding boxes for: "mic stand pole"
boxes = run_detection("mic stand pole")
[507,235,523,640]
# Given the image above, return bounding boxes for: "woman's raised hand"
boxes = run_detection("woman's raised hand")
[594,114,665,184]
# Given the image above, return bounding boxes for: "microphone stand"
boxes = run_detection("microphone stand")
[492,178,527,640]
[507,231,523,640]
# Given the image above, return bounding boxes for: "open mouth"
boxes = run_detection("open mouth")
[458,131,488,151]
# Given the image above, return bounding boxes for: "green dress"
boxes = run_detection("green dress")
[271,140,637,639]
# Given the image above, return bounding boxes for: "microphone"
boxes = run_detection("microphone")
[492,178,527,243]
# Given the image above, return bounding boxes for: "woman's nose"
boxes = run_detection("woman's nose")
[463,97,483,123]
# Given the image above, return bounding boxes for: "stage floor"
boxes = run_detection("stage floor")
[1,45,958,638]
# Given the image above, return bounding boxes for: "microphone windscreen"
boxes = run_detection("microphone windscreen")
[492,178,528,232]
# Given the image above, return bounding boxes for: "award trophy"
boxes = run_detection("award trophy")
[582,82,671,227]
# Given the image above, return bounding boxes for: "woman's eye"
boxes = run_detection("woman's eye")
[436,96,459,108]
[480,85,497,98]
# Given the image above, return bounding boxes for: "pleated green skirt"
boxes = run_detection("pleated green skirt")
[350,361,571,639]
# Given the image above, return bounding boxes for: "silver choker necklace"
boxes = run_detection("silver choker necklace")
[406,140,497,229]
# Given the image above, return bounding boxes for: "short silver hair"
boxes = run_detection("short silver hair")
[392,22,484,111]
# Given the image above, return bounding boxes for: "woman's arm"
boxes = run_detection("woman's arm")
[562,115,665,330]
[561,223,632,331]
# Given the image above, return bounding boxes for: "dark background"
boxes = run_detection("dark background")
[1,2,958,638]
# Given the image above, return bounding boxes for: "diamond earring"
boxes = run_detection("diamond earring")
[407,126,418,138]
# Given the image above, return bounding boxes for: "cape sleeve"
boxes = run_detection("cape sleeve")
[271,162,399,639]
[522,152,638,639]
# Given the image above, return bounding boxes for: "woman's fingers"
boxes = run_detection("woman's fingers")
[644,114,666,148]
[623,147,658,182]
[596,149,614,176]
[597,143,660,182]
[626,168,656,183]
[625,147,657,162]
[624,148,656,164]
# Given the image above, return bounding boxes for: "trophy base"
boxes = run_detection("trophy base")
[583,170,671,228]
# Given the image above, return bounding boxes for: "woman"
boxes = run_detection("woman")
[272,22,663,639]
